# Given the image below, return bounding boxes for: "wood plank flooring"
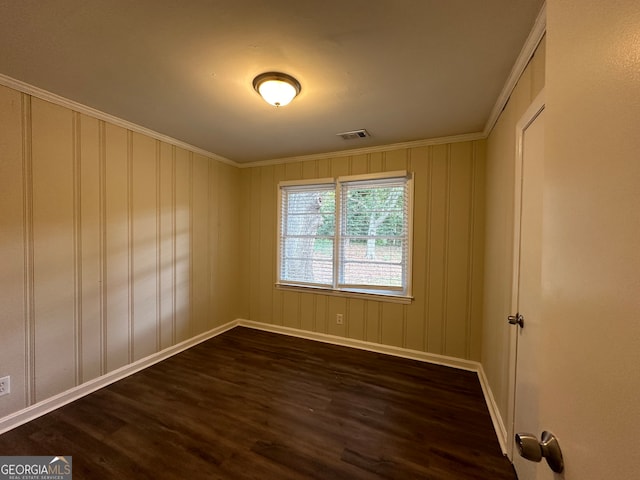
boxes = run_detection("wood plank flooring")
[0,327,516,479]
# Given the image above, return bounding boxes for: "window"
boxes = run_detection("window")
[277,171,413,300]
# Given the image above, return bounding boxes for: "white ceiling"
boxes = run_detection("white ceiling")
[0,0,544,164]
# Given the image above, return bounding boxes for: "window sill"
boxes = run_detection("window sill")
[275,283,413,304]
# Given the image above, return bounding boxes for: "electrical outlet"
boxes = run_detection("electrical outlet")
[336,314,343,325]
[0,376,9,397]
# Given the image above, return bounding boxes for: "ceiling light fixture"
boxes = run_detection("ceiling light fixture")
[252,72,301,107]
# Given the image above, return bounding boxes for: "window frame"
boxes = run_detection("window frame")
[276,171,414,302]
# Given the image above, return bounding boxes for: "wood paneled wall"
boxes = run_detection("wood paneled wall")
[242,142,486,360]
[0,85,242,418]
[482,37,545,423]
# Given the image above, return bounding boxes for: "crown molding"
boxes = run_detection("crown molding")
[245,2,547,169]
[237,0,547,171]
[0,72,482,169]
[483,2,547,137]
[0,73,239,168]
[238,132,486,168]
[1,2,545,170]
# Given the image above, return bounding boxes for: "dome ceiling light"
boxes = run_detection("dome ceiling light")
[252,72,301,107]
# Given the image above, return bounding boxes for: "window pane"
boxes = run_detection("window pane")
[280,187,335,286]
[340,237,404,287]
[339,181,407,289]
[281,237,333,284]
[284,191,334,233]
[344,184,405,237]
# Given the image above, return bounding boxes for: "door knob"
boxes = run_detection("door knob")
[515,433,542,462]
[508,313,524,328]
[515,431,564,473]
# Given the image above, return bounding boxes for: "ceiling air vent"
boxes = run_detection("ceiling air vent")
[337,129,370,140]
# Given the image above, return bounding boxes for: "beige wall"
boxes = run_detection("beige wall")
[481,37,546,422]
[242,143,486,360]
[0,85,243,418]
[542,1,640,477]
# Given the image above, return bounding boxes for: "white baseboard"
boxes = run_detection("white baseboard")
[477,364,509,455]
[237,319,480,371]
[237,319,508,454]
[0,320,239,435]
[1,318,509,456]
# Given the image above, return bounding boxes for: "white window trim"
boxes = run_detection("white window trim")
[276,171,414,302]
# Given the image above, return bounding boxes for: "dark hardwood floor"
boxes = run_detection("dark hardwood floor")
[0,327,516,479]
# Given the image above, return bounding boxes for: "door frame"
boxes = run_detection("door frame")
[506,89,545,461]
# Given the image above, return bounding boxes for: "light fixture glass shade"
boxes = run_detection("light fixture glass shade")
[253,72,301,107]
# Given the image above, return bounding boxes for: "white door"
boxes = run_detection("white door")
[508,92,547,480]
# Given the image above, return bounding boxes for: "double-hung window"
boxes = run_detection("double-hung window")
[277,171,413,300]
